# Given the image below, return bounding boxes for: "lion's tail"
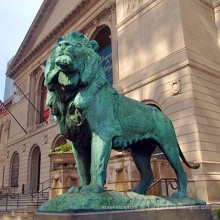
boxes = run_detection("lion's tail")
[178,145,200,169]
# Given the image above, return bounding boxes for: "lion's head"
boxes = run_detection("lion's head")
[44,31,101,92]
[44,31,109,140]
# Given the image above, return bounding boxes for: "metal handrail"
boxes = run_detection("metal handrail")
[0,179,50,211]
[35,185,51,208]
[146,178,178,196]
[21,179,50,196]
[0,186,9,195]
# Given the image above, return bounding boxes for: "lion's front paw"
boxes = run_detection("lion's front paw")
[80,184,104,193]
[171,191,186,198]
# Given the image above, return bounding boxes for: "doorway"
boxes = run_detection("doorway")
[30,146,41,192]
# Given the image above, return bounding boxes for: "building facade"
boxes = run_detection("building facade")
[0,0,220,202]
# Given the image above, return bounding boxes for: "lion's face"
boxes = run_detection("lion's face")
[44,31,100,92]
[55,39,85,73]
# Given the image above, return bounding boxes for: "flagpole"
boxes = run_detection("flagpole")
[2,102,27,134]
[13,82,47,123]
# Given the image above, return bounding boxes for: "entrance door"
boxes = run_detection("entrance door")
[30,146,41,192]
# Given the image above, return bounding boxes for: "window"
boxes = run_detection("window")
[11,153,19,187]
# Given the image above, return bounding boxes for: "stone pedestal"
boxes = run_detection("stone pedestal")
[34,205,213,220]
[106,151,140,191]
[49,166,79,199]
[49,152,79,199]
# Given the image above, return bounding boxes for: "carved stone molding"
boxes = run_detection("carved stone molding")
[125,0,145,14]
[19,79,27,94]
[107,0,116,12]
[93,18,99,27]
[30,71,38,79]
[115,166,124,173]
[214,1,220,8]
[198,0,214,9]
[68,173,78,180]
[44,135,48,144]
[5,118,11,131]
[23,144,26,152]
[6,151,10,158]
[170,79,181,96]
[83,11,112,39]
[99,13,112,23]
[109,166,114,176]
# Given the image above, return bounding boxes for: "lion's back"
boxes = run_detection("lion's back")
[116,95,174,140]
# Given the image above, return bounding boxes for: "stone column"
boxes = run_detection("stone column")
[35,90,42,125]
[28,72,37,128]
[109,1,119,82]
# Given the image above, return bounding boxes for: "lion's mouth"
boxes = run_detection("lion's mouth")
[54,55,86,91]
[59,64,70,72]
[55,55,74,72]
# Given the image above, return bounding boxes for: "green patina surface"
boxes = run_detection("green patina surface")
[38,187,205,213]
[41,31,202,212]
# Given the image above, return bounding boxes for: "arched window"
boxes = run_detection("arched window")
[94,26,113,85]
[54,136,67,148]
[11,153,19,187]
[51,136,67,169]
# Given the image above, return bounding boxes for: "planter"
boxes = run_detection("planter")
[50,152,75,165]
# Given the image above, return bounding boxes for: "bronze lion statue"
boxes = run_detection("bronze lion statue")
[44,31,199,197]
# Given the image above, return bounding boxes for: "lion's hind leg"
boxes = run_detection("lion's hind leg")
[158,140,187,198]
[130,142,156,194]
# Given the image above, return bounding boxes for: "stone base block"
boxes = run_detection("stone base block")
[49,188,69,199]
[34,206,213,220]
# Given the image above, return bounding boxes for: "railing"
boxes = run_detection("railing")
[0,179,51,211]
[0,186,9,195]
[22,179,50,197]
[146,178,178,196]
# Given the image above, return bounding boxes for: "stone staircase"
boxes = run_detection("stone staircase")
[0,192,49,219]
[0,210,35,220]
[0,192,49,210]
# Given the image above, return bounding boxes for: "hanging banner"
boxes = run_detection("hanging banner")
[99,44,113,85]
[44,88,49,121]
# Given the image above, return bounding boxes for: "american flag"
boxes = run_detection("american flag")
[0,100,8,116]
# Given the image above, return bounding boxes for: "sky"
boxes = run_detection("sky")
[0,0,44,102]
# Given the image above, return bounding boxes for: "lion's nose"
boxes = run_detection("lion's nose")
[58,41,70,49]
[55,55,73,72]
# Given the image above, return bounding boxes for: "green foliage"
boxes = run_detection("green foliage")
[217,208,220,220]
[49,143,72,156]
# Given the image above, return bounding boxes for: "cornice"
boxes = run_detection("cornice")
[117,0,160,30]
[7,0,92,78]
[214,1,220,8]
[198,0,214,9]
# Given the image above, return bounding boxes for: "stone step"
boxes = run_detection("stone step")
[0,193,49,212]
[0,210,35,220]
